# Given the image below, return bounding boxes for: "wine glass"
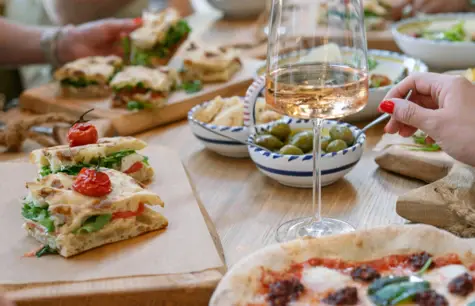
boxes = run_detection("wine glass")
[266,0,369,242]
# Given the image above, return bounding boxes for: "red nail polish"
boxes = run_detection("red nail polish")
[379,100,395,114]
[133,17,143,26]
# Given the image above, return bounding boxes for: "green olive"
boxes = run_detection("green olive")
[329,125,355,146]
[269,122,291,141]
[290,131,314,153]
[255,134,284,151]
[326,139,348,153]
[279,145,304,155]
[321,135,332,152]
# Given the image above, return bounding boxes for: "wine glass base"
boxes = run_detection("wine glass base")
[275,217,355,243]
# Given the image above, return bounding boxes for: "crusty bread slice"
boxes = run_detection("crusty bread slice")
[59,85,112,99]
[24,207,168,257]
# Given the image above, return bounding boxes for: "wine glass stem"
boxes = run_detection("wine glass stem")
[311,118,324,224]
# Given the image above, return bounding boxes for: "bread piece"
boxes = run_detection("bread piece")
[22,169,166,257]
[183,42,242,83]
[30,137,154,183]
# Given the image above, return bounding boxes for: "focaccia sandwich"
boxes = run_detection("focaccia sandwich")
[129,8,191,67]
[30,137,154,183]
[182,42,242,83]
[54,56,123,98]
[110,66,179,110]
[22,168,168,257]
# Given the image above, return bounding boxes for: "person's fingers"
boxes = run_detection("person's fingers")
[379,98,438,134]
[384,118,401,134]
[398,124,418,137]
[101,18,141,37]
[391,0,412,20]
[384,72,454,109]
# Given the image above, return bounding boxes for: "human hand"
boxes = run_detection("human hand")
[57,18,142,64]
[392,0,468,20]
[378,72,475,166]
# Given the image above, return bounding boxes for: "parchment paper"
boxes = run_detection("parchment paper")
[0,145,223,284]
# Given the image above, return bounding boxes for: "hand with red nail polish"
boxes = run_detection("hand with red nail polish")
[381,72,475,166]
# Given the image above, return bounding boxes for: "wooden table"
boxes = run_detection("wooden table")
[0,108,424,267]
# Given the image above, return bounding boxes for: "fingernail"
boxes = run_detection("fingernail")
[133,17,143,26]
[379,100,395,114]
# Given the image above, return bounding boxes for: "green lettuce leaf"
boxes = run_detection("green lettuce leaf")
[60,78,98,88]
[74,214,112,234]
[97,150,137,168]
[36,245,58,257]
[22,202,55,233]
[180,80,203,94]
[127,100,154,111]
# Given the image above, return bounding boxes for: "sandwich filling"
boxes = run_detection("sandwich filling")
[54,56,123,88]
[110,66,179,110]
[31,137,154,183]
[130,9,191,66]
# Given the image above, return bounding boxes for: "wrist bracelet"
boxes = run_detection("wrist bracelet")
[40,25,74,68]
[40,27,62,68]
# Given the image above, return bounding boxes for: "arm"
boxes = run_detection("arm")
[0,19,50,66]
[42,0,136,25]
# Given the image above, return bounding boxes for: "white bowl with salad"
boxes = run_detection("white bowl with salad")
[392,13,475,70]
[255,46,428,122]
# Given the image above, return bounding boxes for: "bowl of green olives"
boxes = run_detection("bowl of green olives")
[247,118,366,188]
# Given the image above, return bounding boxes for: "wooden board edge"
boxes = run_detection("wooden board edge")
[111,78,253,136]
[19,89,115,120]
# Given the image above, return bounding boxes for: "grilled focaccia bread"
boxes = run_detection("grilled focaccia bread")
[22,169,167,257]
[54,56,123,98]
[30,137,154,183]
[130,8,191,67]
[110,66,179,110]
[182,42,242,83]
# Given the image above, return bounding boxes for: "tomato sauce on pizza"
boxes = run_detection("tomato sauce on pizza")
[251,252,474,306]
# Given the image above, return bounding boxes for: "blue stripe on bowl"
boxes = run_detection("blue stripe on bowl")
[193,134,244,146]
[254,161,359,177]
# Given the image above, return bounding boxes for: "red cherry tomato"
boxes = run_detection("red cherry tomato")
[124,161,143,174]
[68,122,98,147]
[112,203,145,220]
[72,168,112,197]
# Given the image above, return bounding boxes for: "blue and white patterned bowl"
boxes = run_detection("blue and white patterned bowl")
[188,98,250,158]
[392,13,475,70]
[247,118,366,188]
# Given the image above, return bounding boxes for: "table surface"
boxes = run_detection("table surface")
[0,10,421,268]
[0,110,423,267]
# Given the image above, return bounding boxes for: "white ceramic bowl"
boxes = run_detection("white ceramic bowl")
[254,49,428,122]
[188,99,250,158]
[247,118,366,188]
[206,0,266,18]
[392,13,475,70]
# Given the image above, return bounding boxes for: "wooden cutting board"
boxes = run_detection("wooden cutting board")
[0,145,226,306]
[19,58,262,136]
[373,133,475,238]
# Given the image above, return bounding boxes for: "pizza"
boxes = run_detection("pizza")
[30,136,154,184]
[109,66,179,110]
[210,225,475,305]
[182,42,242,83]
[54,56,122,98]
[22,167,168,258]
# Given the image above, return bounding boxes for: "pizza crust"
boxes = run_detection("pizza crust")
[210,224,475,305]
